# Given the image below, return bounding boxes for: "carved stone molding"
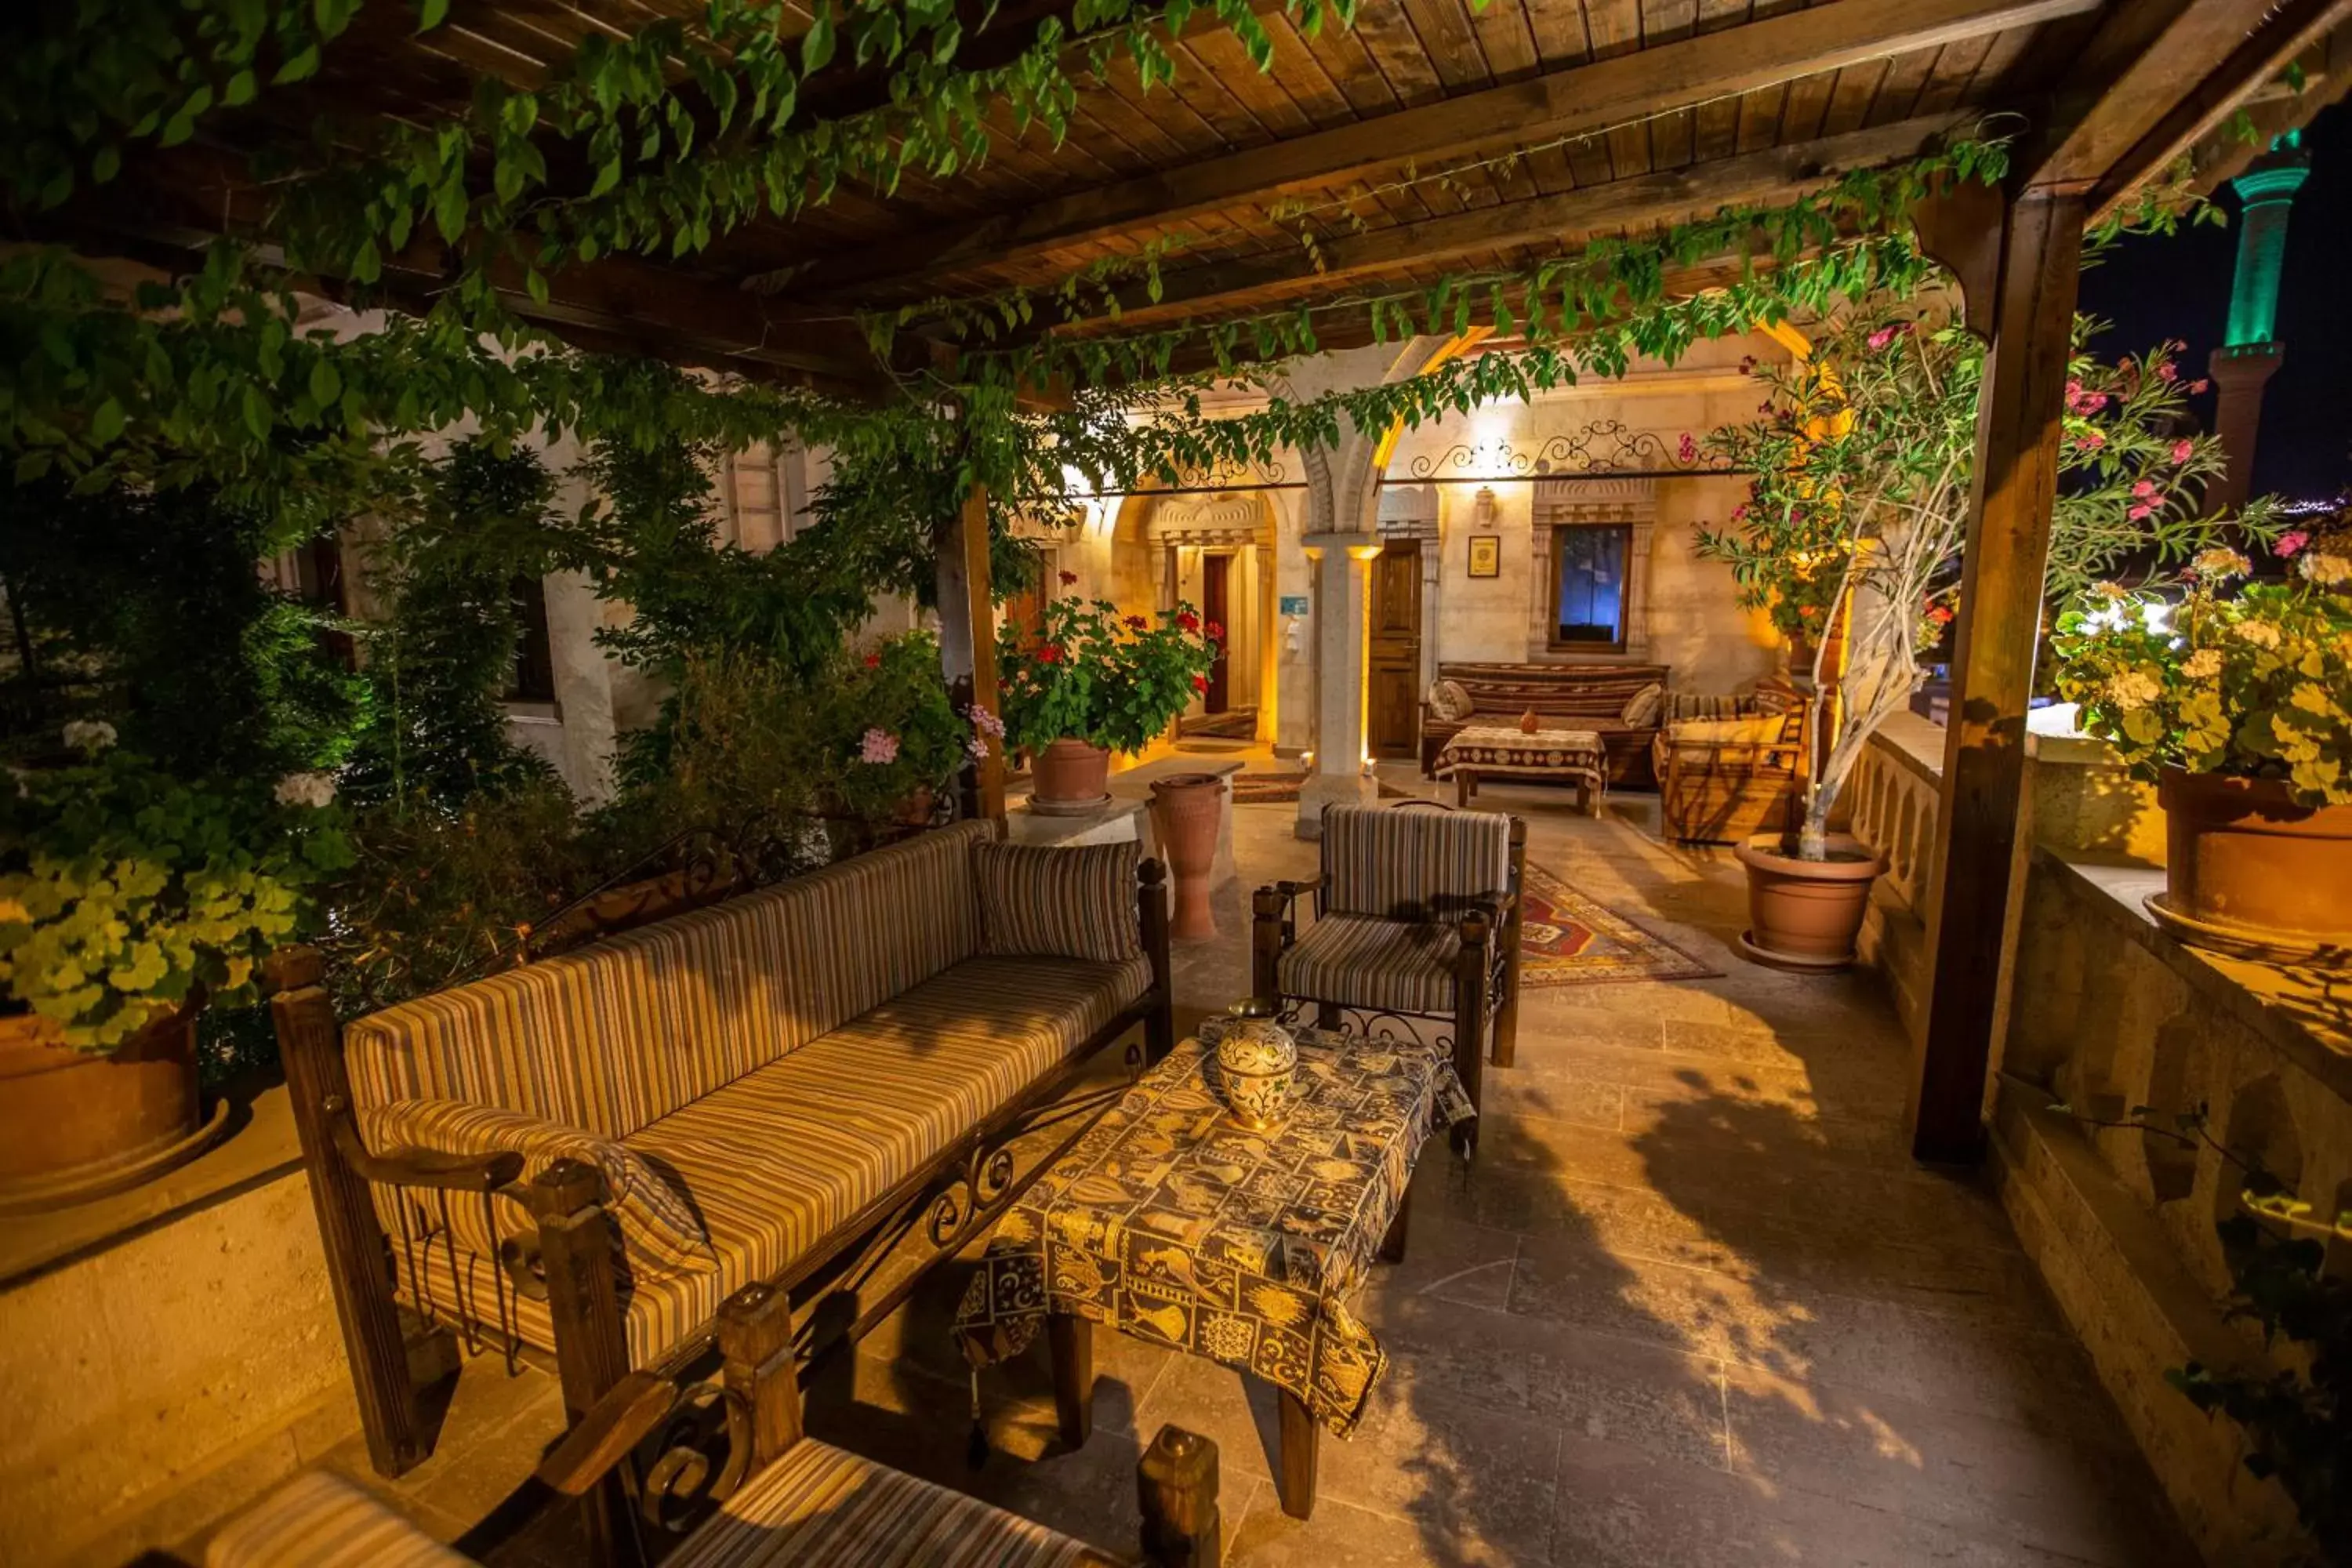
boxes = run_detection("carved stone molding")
[1528,477,1656,662]
[1147,492,1273,546]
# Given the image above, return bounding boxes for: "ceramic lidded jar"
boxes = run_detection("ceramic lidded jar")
[1215,999,1298,1132]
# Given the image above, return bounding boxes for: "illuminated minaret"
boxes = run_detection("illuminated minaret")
[2206,132,2311,514]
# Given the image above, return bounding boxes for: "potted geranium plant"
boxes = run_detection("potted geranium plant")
[2052,529,2352,959]
[0,729,352,1208]
[1700,312,2265,967]
[836,630,984,826]
[996,592,1220,812]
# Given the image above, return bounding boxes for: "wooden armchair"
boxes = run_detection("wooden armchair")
[1250,802,1525,1153]
[1653,680,1809,845]
[185,1272,1224,1568]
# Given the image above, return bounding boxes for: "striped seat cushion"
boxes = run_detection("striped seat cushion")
[206,1470,466,1568]
[974,840,1142,963]
[393,1219,724,1370]
[625,954,1152,1311]
[359,1100,718,1291]
[1323,804,1512,923]
[669,1437,1102,1568]
[1279,913,1461,1018]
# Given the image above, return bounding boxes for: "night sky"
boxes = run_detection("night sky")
[2076,103,2351,505]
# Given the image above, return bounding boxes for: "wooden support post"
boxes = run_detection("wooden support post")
[1451,909,1491,1157]
[1141,858,1175,1064]
[1047,1312,1095,1450]
[1908,188,2085,1165]
[266,948,431,1479]
[717,1282,802,1468]
[936,477,1007,822]
[1137,1425,1222,1568]
[525,1160,637,1567]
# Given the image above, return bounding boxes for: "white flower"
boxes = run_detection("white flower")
[2181,648,2223,681]
[2193,547,2252,580]
[273,771,339,809]
[2297,551,2352,587]
[2233,619,2283,650]
[62,719,117,753]
[2102,670,2162,710]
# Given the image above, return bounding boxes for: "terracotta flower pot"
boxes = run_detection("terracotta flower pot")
[1030,738,1112,816]
[1733,832,1883,971]
[2150,768,2352,961]
[1150,772,1226,942]
[0,999,223,1214]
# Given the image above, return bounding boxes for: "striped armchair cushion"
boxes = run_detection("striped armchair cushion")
[670,1436,1102,1568]
[207,1471,466,1568]
[358,1100,717,1289]
[345,822,993,1138]
[1323,804,1512,923]
[1279,914,1461,1018]
[973,840,1142,963]
[1662,691,1758,723]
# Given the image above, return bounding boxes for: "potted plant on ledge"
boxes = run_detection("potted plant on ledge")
[996,594,1220,814]
[0,731,352,1210]
[1700,312,2267,968]
[2053,528,2352,962]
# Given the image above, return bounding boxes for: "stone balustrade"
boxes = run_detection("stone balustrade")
[1840,715,2337,1566]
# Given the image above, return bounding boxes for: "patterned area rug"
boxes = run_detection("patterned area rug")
[1520,862,1719,987]
[1229,775,1420,804]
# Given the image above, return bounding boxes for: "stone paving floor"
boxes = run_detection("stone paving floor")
[292,763,2198,1567]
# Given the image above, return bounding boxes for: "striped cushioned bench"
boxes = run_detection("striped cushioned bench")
[1417,662,1671,787]
[273,819,1172,1477]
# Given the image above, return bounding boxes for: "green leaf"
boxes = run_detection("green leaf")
[274,44,321,84]
[309,358,341,408]
[802,5,837,73]
[89,397,125,445]
[418,0,452,28]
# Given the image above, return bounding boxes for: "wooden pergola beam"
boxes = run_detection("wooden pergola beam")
[1042,117,1970,336]
[775,0,2102,303]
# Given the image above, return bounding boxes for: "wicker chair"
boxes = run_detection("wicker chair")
[1250,803,1525,1152]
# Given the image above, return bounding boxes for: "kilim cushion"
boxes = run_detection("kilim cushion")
[1668,714,1791,745]
[1620,681,1664,727]
[1322,803,1512,923]
[206,1470,468,1568]
[1661,691,1757,723]
[1278,913,1461,1018]
[973,839,1142,964]
[1428,677,1475,721]
[358,1099,717,1290]
[667,1437,1101,1568]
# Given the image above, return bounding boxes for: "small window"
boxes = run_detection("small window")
[1550,524,1631,651]
[505,576,557,704]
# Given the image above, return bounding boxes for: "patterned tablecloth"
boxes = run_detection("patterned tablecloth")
[953,1021,1473,1438]
[1434,724,1607,787]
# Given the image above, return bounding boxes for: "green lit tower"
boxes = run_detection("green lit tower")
[2207,132,2311,514]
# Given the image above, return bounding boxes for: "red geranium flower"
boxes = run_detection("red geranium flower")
[1191,674,1208,693]
[1038,644,1065,665]
[1177,610,1200,633]
[1204,620,1225,641]
[1124,614,1149,630]
[1058,570,1079,586]
[862,652,881,668]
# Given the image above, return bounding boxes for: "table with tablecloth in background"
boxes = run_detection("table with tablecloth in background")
[953,1018,1472,1519]
[1435,724,1608,812]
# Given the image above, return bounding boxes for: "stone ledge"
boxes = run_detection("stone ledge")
[2037,848,2352,1107]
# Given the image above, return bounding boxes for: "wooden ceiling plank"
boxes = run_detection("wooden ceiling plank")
[1049,113,1964,331]
[771,0,2095,302]
[1396,0,1497,89]
[2027,0,2288,189]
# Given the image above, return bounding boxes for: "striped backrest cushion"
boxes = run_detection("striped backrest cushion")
[1441,663,1671,721]
[1323,804,1512,921]
[974,840,1142,963]
[1664,691,1759,723]
[207,1470,468,1568]
[346,821,990,1137]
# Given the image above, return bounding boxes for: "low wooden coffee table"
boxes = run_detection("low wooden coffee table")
[1436,724,1609,813]
[954,1018,1472,1521]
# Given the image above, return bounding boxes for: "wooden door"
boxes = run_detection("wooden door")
[1368,541,1421,758]
[1000,563,1048,654]
[1201,554,1231,713]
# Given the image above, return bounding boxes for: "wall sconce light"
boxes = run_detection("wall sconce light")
[1471,486,1498,530]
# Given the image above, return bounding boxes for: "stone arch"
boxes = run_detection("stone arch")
[1144,491,1279,739]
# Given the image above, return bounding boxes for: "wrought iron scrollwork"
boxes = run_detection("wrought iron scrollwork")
[927,1142,1021,1249]
[637,1381,756,1534]
[1405,421,1737,481]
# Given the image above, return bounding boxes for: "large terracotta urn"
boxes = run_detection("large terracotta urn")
[1150,772,1225,942]
[2150,768,2352,960]
[1030,739,1112,815]
[1733,833,1883,971]
[0,1000,221,1214]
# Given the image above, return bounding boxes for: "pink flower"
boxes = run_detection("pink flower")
[1867,325,1896,350]
[2132,478,2157,500]
[2063,378,2084,408]
[2277,530,2310,558]
[967,705,1006,738]
[1677,432,1699,463]
[2190,378,2210,394]
[858,728,900,764]
[2170,439,2194,465]
[2075,430,2107,452]
[1927,604,1955,626]
[2128,503,2154,521]
[1730,503,1749,524]
[2156,360,2178,383]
